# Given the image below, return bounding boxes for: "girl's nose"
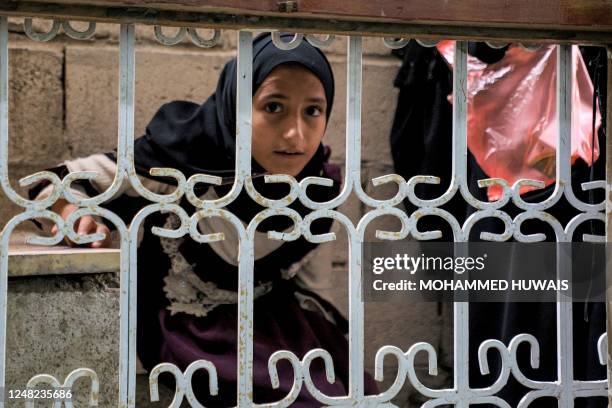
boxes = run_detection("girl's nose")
[282,117,305,147]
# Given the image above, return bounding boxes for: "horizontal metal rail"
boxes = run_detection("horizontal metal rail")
[0,1,612,45]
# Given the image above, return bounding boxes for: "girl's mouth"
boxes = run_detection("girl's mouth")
[274,151,304,156]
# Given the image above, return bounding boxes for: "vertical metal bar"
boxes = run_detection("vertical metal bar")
[0,13,21,213]
[348,233,365,401]
[0,16,8,404]
[605,46,612,407]
[236,30,253,407]
[236,31,253,181]
[453,41,469,192]
[347,35,365,401]
[557,45,573,199]
[452,40,470,407]
[347,36,362,182]
[556,44,574,407]
[118,23,136,408]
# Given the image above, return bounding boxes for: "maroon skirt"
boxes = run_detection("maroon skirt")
[149,280,379,406]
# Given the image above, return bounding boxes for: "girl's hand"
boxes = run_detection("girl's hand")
[51,200,112,248]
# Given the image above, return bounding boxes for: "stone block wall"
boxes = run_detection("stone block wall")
[2,18,451,407]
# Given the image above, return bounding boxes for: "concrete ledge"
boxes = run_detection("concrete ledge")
[7,230,120,277]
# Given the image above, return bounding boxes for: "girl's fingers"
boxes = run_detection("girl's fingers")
[77,216,96,236]
[52,211,108,248]
[67,216,95,247]
[91,223,111,248]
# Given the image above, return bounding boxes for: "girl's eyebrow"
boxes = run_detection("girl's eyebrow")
[260,92,288,100]
[260,93,326,105]
[306,97,326,104]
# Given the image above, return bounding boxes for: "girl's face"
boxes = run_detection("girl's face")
[252,64,328,177]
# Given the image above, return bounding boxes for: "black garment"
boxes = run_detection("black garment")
[127,34,351,403]
[126,33,341,378]
[389,41,607,407]
[28,33,367,404]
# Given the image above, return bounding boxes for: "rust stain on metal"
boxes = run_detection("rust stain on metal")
[478,179,499,187]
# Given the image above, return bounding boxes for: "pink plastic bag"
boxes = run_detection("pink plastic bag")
[436,41,601,201]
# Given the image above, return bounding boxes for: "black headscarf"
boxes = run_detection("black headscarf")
[128,35,339,368]
[105,32,340,231]
[131,32,335,179]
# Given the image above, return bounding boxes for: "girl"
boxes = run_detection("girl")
[30,33,379,405]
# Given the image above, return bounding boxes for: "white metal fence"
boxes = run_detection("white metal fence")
[0,15,609,407]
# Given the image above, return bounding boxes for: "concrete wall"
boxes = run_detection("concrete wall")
[2,19,451,407]
[6,272,120,407]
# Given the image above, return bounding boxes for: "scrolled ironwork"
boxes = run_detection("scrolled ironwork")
[61,21,96,40]
[154,25,188,45]
[154,26,221,47]
[25,368,99,408]
[415,39,440,47]
[271,32,304,50]
[305,34,335,48]
[259,350,303,407]
[187,28,221,48]
[382,37,409,49]
[149,360,219,407]
[485,41,509,49]
[519,43,542,51]
[24,18,61,42]
[0,14,607,407]
[24,18,96,41]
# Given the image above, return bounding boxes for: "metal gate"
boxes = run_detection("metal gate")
[0,2,611,406]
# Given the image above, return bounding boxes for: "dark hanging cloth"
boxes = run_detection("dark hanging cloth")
[389,40,607,407]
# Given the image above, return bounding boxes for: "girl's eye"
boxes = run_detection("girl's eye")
[265,102,283,113]
[306,106,323,117]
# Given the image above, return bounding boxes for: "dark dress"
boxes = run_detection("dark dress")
[132,168,380,406]
[29,145,379,407]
